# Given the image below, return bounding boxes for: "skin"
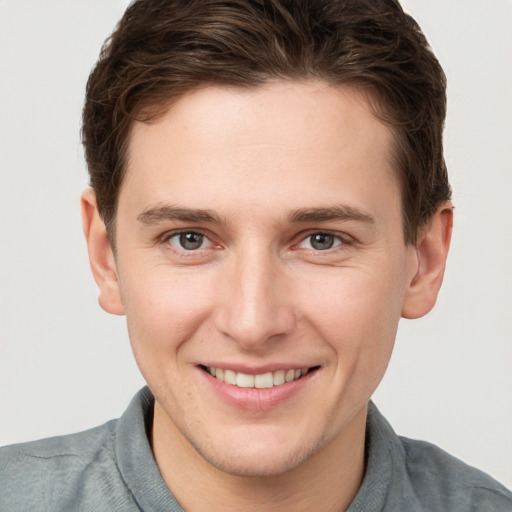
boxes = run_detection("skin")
[82,81,452,511]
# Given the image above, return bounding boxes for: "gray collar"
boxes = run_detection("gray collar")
[115,387,418,512]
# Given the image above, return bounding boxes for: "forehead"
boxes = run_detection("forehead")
[121,81,400,223]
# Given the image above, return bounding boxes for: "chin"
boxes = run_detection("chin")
[188,430,324,478]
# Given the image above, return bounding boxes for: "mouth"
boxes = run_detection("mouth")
[199,365,320,389]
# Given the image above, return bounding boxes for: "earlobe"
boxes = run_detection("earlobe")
[401,202,453,319]
[81,188,125,316]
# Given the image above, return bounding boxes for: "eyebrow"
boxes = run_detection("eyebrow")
[137,205,224,225]
[136,203,375,226]
[288,205,375,224]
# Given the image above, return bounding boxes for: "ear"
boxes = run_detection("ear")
[401,202,453,319]
[81,188,124,315]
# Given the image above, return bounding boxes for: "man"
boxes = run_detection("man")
[1,0,511,510]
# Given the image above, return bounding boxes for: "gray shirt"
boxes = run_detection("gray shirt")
[1,387,511,511]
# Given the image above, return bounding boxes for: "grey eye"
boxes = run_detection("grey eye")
[176,232,205,250]
[309,233,336,250]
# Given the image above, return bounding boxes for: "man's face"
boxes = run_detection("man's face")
[113,81,418,476]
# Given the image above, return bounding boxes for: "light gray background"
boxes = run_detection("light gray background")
[1,0,511,489]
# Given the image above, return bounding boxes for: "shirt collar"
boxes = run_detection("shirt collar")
[115,388,417,512]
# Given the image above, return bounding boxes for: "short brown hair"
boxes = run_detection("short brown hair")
[82,0,451,244]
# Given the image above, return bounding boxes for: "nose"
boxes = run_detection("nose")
[213,246,296,351]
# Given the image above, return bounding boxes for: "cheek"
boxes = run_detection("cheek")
[299,264,406,367]
[120,267,215,359]
[299,271,402,414]
[304,263,403,321]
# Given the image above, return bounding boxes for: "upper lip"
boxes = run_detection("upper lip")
[198,363,318,374]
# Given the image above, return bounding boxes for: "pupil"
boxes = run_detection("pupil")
[179,232,203,250]
[311,234,334,250]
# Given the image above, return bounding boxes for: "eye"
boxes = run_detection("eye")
[299,232,344,251]
[167,231,211,251]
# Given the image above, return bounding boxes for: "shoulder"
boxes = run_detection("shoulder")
[0,420,136,511]
[360,402,512,512]
[400,436,512,511]
[1,419,116,461]
[0,420,117,476]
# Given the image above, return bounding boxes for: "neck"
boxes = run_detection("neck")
[151,402,367,512]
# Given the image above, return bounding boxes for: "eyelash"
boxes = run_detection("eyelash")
[159,229,352,256]
[161,229,215,254]
[294,231,349,252]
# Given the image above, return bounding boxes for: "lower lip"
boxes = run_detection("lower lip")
[198,368,317,410]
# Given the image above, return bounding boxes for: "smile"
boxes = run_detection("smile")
[204,366,312,389]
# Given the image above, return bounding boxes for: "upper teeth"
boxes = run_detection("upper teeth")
[207,367,308,388]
